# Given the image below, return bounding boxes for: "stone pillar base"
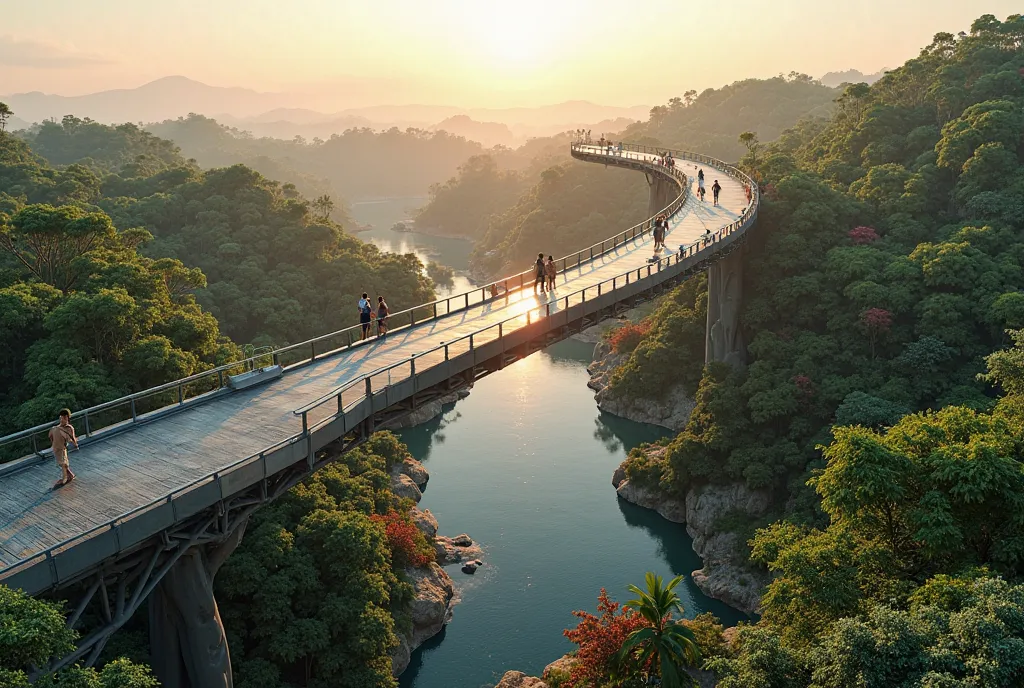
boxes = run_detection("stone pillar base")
[706,248,745,367]
[149,520,247,688]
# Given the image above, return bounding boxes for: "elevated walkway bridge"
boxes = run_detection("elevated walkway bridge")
[0,143,758,680]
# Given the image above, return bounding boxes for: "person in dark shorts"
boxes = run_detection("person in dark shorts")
[712,179,722,206]
[358,292,372,339]
[376,296,390,337]
[535,253,546,293]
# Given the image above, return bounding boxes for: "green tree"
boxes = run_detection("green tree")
[0,102,12,133]
[614,573,702,687]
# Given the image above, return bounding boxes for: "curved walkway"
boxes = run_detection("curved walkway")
[0,148,749,578]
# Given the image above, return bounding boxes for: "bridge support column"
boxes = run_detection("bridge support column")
[647,174,677,217]
[149,518,248,688]
[706,248,746,368]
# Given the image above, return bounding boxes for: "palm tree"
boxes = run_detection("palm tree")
[614,572,701,687]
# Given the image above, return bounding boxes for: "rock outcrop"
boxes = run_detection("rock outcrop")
[409,507,438,539]
[588,340,694,431]
[434,534,484,564]
[543,655,577,680]
[391,563,457,676]
[613,458,772,615]
[612,451,687,523]
[391,387,471,428]
[389,456,429,502]
[495,671,548,688]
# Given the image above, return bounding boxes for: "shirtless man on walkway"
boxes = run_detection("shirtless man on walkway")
[49,408,78,488]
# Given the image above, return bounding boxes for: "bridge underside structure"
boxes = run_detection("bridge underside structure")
[0,143,758,686]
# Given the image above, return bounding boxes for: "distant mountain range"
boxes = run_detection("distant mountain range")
[1,76,650,140]
[819,68,887,88]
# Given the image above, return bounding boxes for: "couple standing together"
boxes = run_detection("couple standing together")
[358,293,389,339]
[534,254,558,293]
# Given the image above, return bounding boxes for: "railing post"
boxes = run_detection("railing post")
[347,331,352,349]
[527,310,531,325]
[311,341,316,362]
[131,398,137,422]
[84,411,91,437]
[469,334,474,350]
[465,293,469,309]
[31,434,38,456]
[433,303,437,319]
[177,384,183,405]
[445,344,449,361]
[411,308,416,326]
[365,377,372,399]
[273,351,280,366]
[301,411,308,436]
[218,370,224,388]
[598,283,602,296]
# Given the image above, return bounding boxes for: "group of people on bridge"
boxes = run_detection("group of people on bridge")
[358,293,390,340]
[534,253,559,293]
[694,167,722,206]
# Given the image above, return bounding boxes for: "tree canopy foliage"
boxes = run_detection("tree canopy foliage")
[605,12,1024,687]
[0,116,434,433]
[216,432,429,688]
[0,585,158,688]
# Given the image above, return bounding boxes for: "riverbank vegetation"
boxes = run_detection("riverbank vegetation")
[604,12,1024,685]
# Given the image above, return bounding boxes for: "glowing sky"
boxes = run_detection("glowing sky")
[3,0,1021,107]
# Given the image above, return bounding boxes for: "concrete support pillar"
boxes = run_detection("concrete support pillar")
[647,174,677,218]
[149,519,248,688]
[706,248,746,368]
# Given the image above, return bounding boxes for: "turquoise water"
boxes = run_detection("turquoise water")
[397,338,750,688]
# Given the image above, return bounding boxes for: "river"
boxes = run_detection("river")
[348,196,474,297]
[350,196,748,687]
[397,339,749,688]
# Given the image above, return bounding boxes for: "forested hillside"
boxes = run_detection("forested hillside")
[603,13,1024,684]
[147,114,486,199]
[0,120,434,433]
[624,75,840,160]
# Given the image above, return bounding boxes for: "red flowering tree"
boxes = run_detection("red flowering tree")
[860,308,893,358]
[609,321,652,354]
[848,226,880,244]
[370,510,435,568]
[563,589,649,687]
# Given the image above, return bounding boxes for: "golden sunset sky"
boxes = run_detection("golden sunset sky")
[4,0,1022,107]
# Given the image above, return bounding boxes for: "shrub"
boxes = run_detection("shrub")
[563,589,648,687]
[684,612,727,660]
[608,320,651,354]
[622,445,668,491]
[848,226,880,244]
[371,510,435,568]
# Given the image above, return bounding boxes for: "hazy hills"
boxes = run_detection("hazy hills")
[1,76,648,142]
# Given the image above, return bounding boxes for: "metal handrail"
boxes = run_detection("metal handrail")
[294,146,757,421]
[0,144,688,463]
[0,145,758,582]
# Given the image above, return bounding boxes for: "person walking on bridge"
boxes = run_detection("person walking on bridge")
[535,253,547,293]
[712,179,722,206]
[358,292,373,340]
[49,408,78,489]
[376,296,390,338]
[697,175,706,202]
[545,255,557,291]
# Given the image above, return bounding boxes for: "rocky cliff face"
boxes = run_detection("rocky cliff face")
[390,456,487,676]
[613,458,772,615]
[588,339,694,431]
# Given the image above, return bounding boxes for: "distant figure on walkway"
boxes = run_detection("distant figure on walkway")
[586,130,591,144]
[712,180,722,206]
[653,215,666,251]
[697,174,706,201]
[358,292,373,339]
[545,255,557,291]
[535,253,547,293]
[697,168,704,183]
[376,296,390,338]
[703,228,711,246]
[49,409,78,489]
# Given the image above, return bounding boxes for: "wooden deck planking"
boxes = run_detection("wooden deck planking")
[0,157,748,568]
